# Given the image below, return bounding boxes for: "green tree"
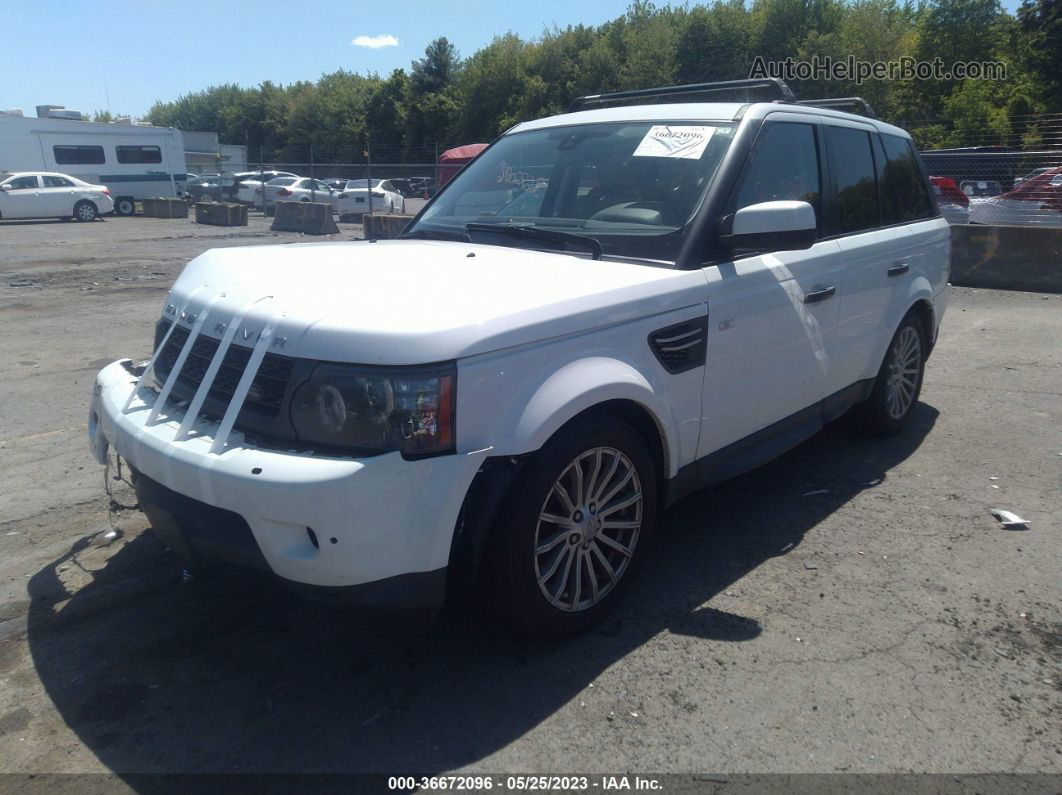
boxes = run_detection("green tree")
[1018,0,1062,109]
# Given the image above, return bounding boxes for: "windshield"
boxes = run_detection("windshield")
[267,177,297,186]
[345,179,382,189]
[411,121,736,261]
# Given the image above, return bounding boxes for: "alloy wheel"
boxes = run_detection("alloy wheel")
[885,325,921,419]
[533,446,643,612]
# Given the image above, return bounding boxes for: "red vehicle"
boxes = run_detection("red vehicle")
[438,144,489,188]
[928,176,969,207]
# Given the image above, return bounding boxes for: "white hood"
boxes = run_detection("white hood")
[168,240,708,364]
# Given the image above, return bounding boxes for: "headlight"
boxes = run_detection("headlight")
[291,363,455,456]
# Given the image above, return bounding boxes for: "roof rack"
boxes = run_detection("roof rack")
[566,78,797,113]
[798,97,877,119]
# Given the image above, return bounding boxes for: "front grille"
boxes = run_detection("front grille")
[153,320,295,418]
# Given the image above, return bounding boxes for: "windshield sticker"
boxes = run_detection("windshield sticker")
[633,125,716,159]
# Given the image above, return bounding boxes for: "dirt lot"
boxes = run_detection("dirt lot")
[0,215,1059,780]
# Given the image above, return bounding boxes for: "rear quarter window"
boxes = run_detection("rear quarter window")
[878,134,934,223]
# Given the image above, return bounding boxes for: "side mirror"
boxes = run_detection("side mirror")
[719,200,816,252]
[0,184,12,191]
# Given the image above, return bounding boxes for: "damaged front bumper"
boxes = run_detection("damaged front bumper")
[88,359,489,607]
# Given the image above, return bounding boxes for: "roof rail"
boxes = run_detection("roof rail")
[567,78,796,113]
[797,97,877,119]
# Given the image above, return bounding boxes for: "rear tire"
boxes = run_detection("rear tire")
[74,200,98,222]
[480,418,657,638]
[113,197,135,216]
[858,312,927,435]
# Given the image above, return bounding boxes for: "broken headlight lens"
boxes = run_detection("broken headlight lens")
[291,363,455,456]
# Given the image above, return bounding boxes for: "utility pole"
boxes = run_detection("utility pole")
[366,136,373,219]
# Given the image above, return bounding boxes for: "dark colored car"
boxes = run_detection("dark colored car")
[324,178,357,192]
[185,176,222,203]
[387,178,414,197]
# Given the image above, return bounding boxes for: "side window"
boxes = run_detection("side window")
[53,145,105,165]
[8,176,40,190]
[729,121,822,224]
[116,145,162,164]
[42,175,74,188]
[878,134,933,223]
[825,127,879,235]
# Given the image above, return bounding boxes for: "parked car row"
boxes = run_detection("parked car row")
[185,172,409,217]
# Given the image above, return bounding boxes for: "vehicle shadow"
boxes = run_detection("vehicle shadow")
[25,404,937,778]
[0,218,105,225]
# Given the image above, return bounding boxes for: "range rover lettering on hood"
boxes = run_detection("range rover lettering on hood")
[169,240,709,365]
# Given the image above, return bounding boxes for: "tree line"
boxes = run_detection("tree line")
[144,0,1062,163]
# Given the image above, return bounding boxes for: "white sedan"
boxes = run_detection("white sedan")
[335,179,406,219]
[260,177,338,211]
[968,168,1062,228]
[0,171,114,221]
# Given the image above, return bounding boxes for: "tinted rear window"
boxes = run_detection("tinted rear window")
[879,134,934,223]
[825,127,879,235]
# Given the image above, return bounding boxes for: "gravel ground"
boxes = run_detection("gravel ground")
[0,215,1058,781]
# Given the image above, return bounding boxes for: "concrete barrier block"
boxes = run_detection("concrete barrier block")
[363,214,413,240]
[194,202,248,227]
[270,201,340,235]
[143,197,188,219]
[951,224,1062,293]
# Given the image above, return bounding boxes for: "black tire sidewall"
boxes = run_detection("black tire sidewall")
[483,418,658,637]
[862,312,927,434]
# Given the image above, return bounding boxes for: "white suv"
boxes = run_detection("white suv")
[89,80,949,636]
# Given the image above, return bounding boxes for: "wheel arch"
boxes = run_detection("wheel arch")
[908,296,936,352]
[447,388,674,599]
[491,357,679,480]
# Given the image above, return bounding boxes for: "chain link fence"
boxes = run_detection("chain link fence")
[191,143,449,212]
[191,113,1062,227]
[899,113,1062,227]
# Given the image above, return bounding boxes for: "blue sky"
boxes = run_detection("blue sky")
[5,0,631,118]
[5,0,1025,119]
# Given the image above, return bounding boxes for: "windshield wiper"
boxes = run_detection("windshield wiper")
[400,228,472,243]
[466,223,603,260]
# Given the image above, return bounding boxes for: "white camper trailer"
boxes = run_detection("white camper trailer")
[0,114,187,215]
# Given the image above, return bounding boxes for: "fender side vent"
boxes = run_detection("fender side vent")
[648,317,708,374]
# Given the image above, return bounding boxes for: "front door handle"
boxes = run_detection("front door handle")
[887,261,910,277]
[803,285,836,304]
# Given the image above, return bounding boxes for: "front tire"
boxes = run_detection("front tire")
[74,200,98,222]
[858,312,927,434]
[481,418,657,637]
[113,197,135,216]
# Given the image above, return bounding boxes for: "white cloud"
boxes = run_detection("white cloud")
[351,34,399,49]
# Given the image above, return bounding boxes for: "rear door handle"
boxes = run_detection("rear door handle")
[887,261,910,277]
[803,285,836,304]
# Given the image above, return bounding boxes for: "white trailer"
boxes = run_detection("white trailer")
[0,115,187,216]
